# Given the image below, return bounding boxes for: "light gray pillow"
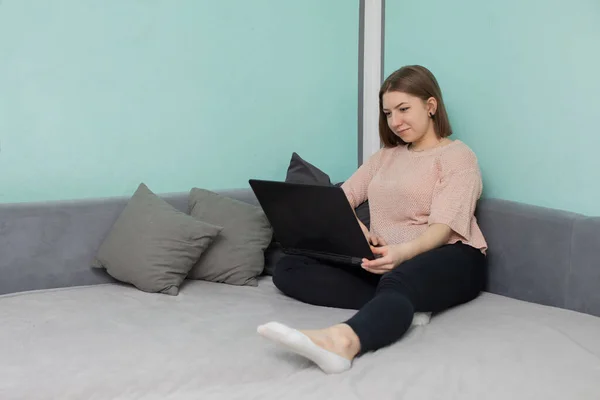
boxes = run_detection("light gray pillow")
[187,188,273,286]
[92,183,222,295]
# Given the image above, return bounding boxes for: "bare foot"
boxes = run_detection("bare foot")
[300,324,361,361]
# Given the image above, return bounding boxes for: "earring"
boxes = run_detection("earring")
[429,112,434,118]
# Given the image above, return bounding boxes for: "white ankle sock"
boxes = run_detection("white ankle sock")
[412,312,432,326]
[257,322,352,374]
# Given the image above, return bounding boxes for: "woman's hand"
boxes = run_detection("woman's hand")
[361,224,453,274]
[367,232,387,247]
[359,223,387,247]
[358,220,385,246]
[362,227,387,246]
[361,243,415,274]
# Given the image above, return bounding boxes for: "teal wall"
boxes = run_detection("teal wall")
[385,0,600,215]
[0,1,359,203]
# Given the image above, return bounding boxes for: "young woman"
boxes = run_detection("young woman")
[257,65,488,374]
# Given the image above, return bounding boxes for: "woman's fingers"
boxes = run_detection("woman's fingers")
[362,255,392,269]
[370,245,387,255]
[369,234,379,246]
[369,235,387,247]
[362,262,392,274]
[362,237,392,273]
[370,245,387,261]
[362,266,385,275]
[364,231,387,248]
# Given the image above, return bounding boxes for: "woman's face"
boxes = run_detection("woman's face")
[382,91,436,144]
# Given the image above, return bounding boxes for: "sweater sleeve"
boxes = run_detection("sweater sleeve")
[428,148,483,240]
[341,148,385,208]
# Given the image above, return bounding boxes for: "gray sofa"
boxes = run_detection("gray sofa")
[1,188,599,399]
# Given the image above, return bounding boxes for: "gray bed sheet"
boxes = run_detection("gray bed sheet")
[2,277,600,400]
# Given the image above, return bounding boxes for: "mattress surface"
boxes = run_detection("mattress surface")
[2,276,599,399]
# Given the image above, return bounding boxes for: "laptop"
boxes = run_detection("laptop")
[248,179,375,266]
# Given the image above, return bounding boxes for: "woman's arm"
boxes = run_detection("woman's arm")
[360,224,452,273]
[341,149,385,210]
[400,223,452,261]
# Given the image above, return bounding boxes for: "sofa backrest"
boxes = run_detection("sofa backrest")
[1,188,598,318]
[0,189,259,296]
[476,198,599,317]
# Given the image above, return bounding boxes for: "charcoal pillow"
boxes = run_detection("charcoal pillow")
[285,152,333,186]
[187,188,273,286]
[92,183,222,295]
[285,152,370,229]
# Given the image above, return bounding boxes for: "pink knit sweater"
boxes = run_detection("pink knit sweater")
[342,140,488,253]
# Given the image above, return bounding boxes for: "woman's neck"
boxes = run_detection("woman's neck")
[408,129,443,152]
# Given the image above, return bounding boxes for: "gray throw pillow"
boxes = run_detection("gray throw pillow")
[92,183,222,295]
[187,188,273,286]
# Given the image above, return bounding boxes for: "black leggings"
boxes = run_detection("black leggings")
[272,242,486,353]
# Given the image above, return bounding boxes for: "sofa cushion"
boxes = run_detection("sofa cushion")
[187,188,273,286]
[92,183,222,295]
[2,277,600,399]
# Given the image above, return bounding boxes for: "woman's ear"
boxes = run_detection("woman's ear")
[426,97,438,116]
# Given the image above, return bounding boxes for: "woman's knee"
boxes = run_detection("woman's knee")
[375,244,487,312]
[376,268,413,297]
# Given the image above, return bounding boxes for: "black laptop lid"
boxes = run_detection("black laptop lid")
[249,179,373,260]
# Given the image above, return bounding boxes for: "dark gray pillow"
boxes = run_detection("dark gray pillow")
[92,183,222,295]
[285,152,370,229]
[187,188,273,286]
[285,152,332,186]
